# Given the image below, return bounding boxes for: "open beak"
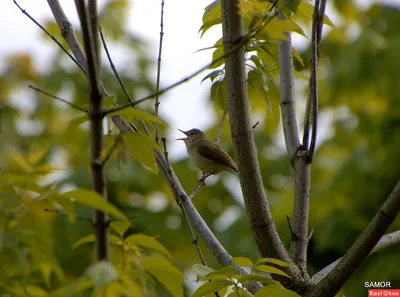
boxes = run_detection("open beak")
[176,129,188,141]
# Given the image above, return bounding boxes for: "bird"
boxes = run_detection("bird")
[177,128,238,175]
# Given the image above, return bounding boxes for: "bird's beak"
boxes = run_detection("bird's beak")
[176,129,188,141]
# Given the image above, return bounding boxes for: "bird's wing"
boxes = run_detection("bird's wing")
[196,142,238,173]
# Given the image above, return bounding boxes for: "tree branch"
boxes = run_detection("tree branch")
[277,11,301,159]
[155,0,165,143]
[311,230,400,285]
[277,10,310,275]
[28,85,88,112]
[47,0,88,70]
[14,0,88,76]
[75,0,109,261]
[306,181,400,297]
[220,0,300,281]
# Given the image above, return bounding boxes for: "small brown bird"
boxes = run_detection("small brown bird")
[177,128,238,175]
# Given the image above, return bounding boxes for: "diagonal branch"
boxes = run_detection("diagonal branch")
[14,0,88,76]
[306,181,400,297]
[28,85,88,112]
[311,230,400,284]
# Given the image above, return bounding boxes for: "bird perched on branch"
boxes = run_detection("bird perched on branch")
[177,128,238,175]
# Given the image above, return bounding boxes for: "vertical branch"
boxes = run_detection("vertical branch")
[277,12,301,158]
[308,0,327,160]
[154,0,165,143]
[277,10,309,274]
[220,0,299,280]
[76,0,108,261]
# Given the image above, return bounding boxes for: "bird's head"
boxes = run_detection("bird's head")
[177,128,205,144]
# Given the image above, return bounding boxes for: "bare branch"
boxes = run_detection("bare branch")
[155,0,165,143]
[308,0,326,160]
[14,0,88,76]
[214,105,228,145]
[47,0,87,70]
[75,0,109,261]
[277,9,310,275]
[221,0,301,282]
[277,10,300,158]
[28,85,88,112]
[103,10,284,116]
[99,26,134,103]
[307,181,400,297]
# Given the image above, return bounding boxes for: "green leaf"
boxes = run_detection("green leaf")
[191,279,232,297]
[86,261,118,289]
[193,264,215,278]
[121,133,161,173]
[200,0,221,37]
[126,234,172,259]
[210,46,225,69]
[210,79,227,109]
[109,234,123,246]
[141,256,183,297]
[254,282,301,297]
[202,69,224,83]
[232,256,253,268]
[231,286,253,297]
[0,173,46,193]
[256,258,292,267]
[72,234,95,250]
[28,149,48,165]
[110,221,130,237]
[103,95,117,109]
[288,0,301,13]
[68,114,89,132]
[62,189,127,221]
[108,108,165,125]
[293,71,309,81]
[255,265,291,278]
[292,48,304,67]
[297,1,334,27]
[201,266,237,280]
[237,274,274,284]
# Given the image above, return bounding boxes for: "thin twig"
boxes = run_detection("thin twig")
[28,85,88,112]
[155,0,165,144]
[13,0,88,76]
[286,215,296,240]
[98,24,149,136]
[99,26,134,103]
[103,8,285,117]
[161,137,170,167]
[214,105,228,145]
[252,121,260,130]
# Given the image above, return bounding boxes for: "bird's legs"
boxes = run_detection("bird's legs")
[199,172,215,185]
